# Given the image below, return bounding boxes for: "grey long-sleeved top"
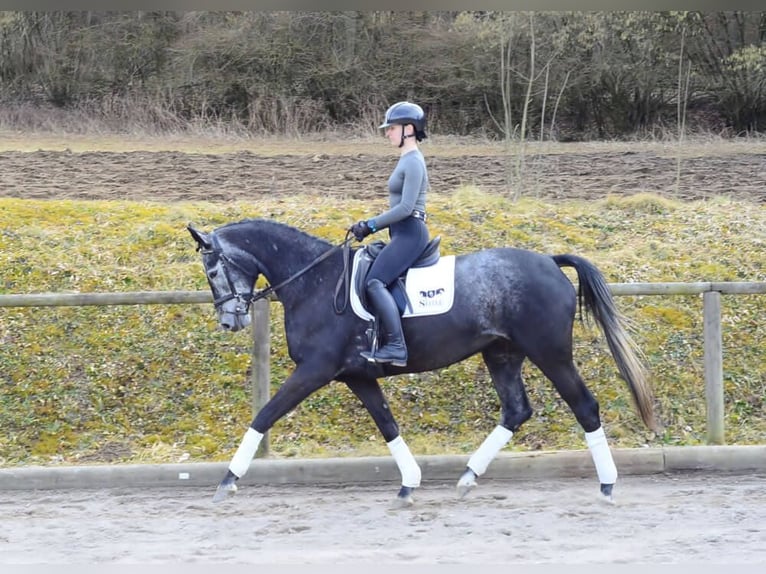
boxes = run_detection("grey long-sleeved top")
[368,148,428,231]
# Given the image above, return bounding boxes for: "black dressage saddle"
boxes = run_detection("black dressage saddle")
[354,236,441,315]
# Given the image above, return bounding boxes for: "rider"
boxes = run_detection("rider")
[349,101,430,367]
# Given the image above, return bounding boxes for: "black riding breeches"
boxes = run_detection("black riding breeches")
[366,216,429,287]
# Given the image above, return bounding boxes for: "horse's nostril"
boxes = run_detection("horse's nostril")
[220,322,232,331]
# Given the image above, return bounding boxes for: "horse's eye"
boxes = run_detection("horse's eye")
[208,270,218,279]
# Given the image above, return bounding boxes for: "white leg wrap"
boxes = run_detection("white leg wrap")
[229,428,264,478]
[467,425,513,476]
[387,436,421,488]
[585,426,618,484]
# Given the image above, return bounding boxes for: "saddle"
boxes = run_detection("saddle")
[354,237,441,315]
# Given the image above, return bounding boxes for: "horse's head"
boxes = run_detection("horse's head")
[188,223,256,332]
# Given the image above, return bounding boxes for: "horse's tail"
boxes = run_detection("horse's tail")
[553,254,658,432]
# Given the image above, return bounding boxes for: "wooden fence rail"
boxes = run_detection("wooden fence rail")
[2,281,765,449]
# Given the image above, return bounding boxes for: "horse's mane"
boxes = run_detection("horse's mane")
[218,218,335,256]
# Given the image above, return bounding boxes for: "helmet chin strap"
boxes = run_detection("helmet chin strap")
[398,126,416,148]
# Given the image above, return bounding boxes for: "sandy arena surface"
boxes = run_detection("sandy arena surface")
[1,472,765,564]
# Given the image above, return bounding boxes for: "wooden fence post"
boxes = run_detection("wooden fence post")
[703,291,724,445]
[250,298,271,457]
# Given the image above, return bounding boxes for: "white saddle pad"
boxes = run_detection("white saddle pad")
[350,249,456,320]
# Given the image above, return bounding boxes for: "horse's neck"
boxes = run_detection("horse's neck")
[225,220,331,293]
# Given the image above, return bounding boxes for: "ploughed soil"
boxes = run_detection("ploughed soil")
[1,139,764,202]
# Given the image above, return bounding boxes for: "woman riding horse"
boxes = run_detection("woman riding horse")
[349,101,431,367]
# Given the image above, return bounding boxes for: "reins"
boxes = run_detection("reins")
[333,231,354,314]
[251,232,355,312]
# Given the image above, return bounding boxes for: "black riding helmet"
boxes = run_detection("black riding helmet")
[379,101,427,145]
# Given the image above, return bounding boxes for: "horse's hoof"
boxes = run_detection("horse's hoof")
[456,469,477,499]
[599,483,615,505]
[392,485,415,508]
[212,479,238,503]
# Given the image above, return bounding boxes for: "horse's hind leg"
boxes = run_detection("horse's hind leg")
[457,343,533,498]
[532,357,617,503]
[346,377,421,508]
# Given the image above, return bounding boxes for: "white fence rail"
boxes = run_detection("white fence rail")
[2,281,765,450]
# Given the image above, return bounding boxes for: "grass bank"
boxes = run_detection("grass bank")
[0,191,764,466]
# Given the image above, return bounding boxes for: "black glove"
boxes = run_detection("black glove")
[350,220,373,242]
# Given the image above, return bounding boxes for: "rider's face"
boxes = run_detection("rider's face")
[385,124,402,145]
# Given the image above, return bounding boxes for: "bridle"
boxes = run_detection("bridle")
[198,232,355,316]
[197,233,257,313]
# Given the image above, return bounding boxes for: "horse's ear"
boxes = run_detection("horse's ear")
[187,224,212,251]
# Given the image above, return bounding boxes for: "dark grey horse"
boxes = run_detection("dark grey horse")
[188,218,656,506]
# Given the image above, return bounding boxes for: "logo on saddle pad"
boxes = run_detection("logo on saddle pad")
[350,249,456,320]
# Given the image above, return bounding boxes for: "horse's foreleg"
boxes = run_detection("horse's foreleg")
[213,427,265,502]
[213,367,332,503]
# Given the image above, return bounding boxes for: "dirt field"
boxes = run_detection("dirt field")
[1,138,765,202]
[2,472,765,564]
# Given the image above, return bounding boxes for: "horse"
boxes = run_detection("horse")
[187,218,656,506]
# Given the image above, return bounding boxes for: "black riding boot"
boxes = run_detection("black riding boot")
[361,278,408,367]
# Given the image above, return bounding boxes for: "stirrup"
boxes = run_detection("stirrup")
[361,348,407,367]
